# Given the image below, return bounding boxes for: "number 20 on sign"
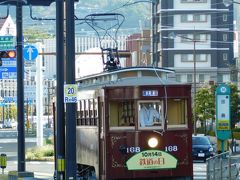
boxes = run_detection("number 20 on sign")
[64,84,78,103]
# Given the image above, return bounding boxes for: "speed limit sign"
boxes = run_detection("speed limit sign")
[64,84,78,103]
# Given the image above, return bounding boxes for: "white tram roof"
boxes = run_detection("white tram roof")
[76,66,182,90]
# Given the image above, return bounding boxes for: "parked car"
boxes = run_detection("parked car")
[192,135,215,162]
[3,120,12,128]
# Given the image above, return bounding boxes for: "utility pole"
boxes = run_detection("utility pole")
[65,0,77,179]
[55,0,65,179]
[16,0,25,172]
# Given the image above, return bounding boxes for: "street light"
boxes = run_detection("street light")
[223,0,240,6]
[169,32,199,135]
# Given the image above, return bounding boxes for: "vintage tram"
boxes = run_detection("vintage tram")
[76,66,193,180]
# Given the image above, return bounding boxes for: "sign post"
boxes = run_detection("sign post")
[216,84,231,153]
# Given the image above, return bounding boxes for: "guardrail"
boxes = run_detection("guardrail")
[206,151,239,180]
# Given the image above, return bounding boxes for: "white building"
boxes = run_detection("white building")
[152,0,235,86]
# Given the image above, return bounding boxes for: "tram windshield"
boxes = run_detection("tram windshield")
[138,101,163,129]
[109,100,135,129]
[166,99,188,128]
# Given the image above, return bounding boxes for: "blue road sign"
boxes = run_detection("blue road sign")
[0,67,17,79]
[23,45,38,61]
[4,96,17,103]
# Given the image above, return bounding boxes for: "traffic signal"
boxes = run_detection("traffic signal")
[0,50,16,66]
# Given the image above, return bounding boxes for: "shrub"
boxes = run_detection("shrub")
[26,144,54,161]
[207,130,215,136]
[45,136,54,145]
[233,132,240,140]
[232,128,240,132]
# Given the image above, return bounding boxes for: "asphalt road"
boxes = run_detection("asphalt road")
[0,128,54,179]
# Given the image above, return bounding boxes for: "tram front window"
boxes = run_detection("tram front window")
[109,101,135,128]
[167,99,188,128]
[138,101,163,129]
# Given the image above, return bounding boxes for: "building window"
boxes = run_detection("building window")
[176,74,181,82]
[223,53,228,61]
[196,54,209,62]
[217,74,223,82]
[223,14,227,21]
[181,54,209,62]
[181,54,189,61]
[180,34,208,42]
[181,14,207,22]
[223,34,228,41]
[187,74,193,83]
[199,74,204,83]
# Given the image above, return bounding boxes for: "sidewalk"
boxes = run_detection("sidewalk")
[0,174,53,180]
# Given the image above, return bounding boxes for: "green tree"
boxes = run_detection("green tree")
[8,104,17,120]
[228,83,240,129]
[195,86,215,134]
[24,27,54,43]
[195,83,240,135]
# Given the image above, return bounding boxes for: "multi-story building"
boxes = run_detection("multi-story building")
[152,0,235,86]
[126,29,151,67]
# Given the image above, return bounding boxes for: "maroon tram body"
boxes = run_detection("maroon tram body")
[76,67,193,180]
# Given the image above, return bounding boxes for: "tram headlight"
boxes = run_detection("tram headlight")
[148,137,158,148]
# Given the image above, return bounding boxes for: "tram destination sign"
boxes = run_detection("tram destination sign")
[142,90,158,97]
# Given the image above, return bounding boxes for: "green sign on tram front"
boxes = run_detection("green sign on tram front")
[216,84,231,141]
[126,150,177,170]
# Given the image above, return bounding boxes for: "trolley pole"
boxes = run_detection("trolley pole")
[65,0,77,178]
[55,0,65,179]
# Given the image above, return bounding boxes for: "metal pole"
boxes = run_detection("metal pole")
[56,0,65,179]
[47,80,50,128]
[65,0,77,178]
[193,40,197,135]
[16,0,25,172]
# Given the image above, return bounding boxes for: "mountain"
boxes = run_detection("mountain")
[0,0,151,36]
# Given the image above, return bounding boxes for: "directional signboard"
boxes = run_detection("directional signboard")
[23,45,38,61]
[0,36,15,51]
[0,55,17,79]
[0,67,17,79]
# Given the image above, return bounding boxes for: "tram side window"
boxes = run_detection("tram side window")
[109,101,135,128]
[77,99,98,126]
[138,101,163,129]
[167,99,188,128]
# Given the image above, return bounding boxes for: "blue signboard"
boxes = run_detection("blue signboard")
[0,67,17,79]
[24,45,38,61]
[4,96,17,103]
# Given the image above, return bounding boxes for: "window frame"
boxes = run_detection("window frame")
[137,100,164,130]
[166,98,188,129]
[109,100,135,130]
